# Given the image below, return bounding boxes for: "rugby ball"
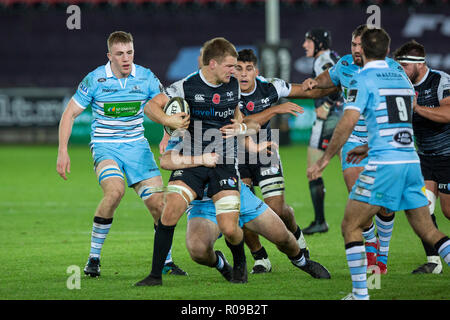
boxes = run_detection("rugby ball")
[163,97,190,136]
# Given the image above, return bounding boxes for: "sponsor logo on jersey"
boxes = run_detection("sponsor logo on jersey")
[195,94,205,102]
[394,130,413,145]
[98,78,106,82]
[129,85,144,94]
[192,107,235,118]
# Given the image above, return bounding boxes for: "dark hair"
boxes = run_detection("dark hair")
[393,40,426,60]
[361,28,391,60]
[202,37,238,66]
[352,24,369,38]
[237,49,258,65]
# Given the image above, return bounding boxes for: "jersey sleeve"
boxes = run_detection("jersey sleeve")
[164,79,185,99]
[147,70,164,100]
[266,77,292,98]
[165,137,183,152]
[328,62,341,87]
[343,75,369,115]
[72,72,96,109]
[437,71,450,101]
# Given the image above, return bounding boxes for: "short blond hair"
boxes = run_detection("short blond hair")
[107,31,133,52]
[202,37,237,66]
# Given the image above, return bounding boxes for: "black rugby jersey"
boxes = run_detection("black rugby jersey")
[413,68,450,156]
[312,50,343,116]
[164,70,241,160]
[240,76,291,142]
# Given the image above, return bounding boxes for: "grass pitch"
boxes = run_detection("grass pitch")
[0,144,449,301]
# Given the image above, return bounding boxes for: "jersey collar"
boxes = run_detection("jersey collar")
[105,61,136,78]
[241,79,257,96]
[363,60,389,70]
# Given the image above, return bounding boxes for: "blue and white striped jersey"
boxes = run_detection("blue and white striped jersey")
[344,60,419,164]
[329,54,405,144]
[72,62,162,143]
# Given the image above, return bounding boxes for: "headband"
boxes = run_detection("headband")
[396,55,425,63]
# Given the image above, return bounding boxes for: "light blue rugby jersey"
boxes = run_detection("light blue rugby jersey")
[343,60,418,164]
[329,54,405,144]
[72,62,162,143]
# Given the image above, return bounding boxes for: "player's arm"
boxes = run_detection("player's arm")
[242,101,303,126]
[160,150,218,170]
[302,70,336,91]
[144,93,190,130]
[289,83,339,99]
[221,106,260,137]
[57,98,85,180]
[414,96,450,123]
[307,109,360,180]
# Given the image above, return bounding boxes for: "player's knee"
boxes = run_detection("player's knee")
[166,184,195,206]
[104,188,125,204]
[425,189,437,215]
[186,242,211,265]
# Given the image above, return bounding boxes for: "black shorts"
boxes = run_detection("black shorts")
[238,150,285,198]
[169,164,240,200]
[309,113,341,151]
[419,154,450,194]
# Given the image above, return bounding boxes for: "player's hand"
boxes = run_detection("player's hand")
[165,112,190,130]
[159,132,170,154]
[302,78,318,91]
[220,119,245,138]
[346,144,369,164]
[253,141,279,155]
[276,102,304,116]
[202,152,219,168]
[307,158,329,181]
[56,150,71,180]
[315,104,330,120]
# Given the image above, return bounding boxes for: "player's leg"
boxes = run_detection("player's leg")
[84,157,125,277]
[341,199,380,300]
[186,216,232,282]
[213,190,247,283]
[405,205,450,269]
[440,193,450,220]
[244,207,330,279]
[135,180,197,286]
[342,143,380,269]
[412,154,443,274]
[305,146,328,235]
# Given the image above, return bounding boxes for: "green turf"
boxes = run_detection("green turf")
[0,145,448,300]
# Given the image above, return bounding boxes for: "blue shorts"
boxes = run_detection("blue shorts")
[341,141,369,171]
[90,138,161,187]
[187,183,268,227]
[349,162,428,211]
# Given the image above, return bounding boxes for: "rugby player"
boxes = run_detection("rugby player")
[302,25,402,274]
[307,28,450,300]
[301,28,344,235]
[56,31,187,277]
[135,37,259,286]
[161,137,331,282]
[394,40,450,274]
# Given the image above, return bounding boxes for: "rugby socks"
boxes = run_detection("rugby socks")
[375,213,395,265]
[215,251,225,270]
[289,250,306,267]
[362,223,377,255]
[225,238,246,267]
[309,177,325,223]
[154,223,173,264]
[293,225,308,251]
[251,246,269,261]
[345,241,369,300]
[435,236,450,266]
[422,214,440,257]
[150,219,176,279]
[89,216,113,258]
